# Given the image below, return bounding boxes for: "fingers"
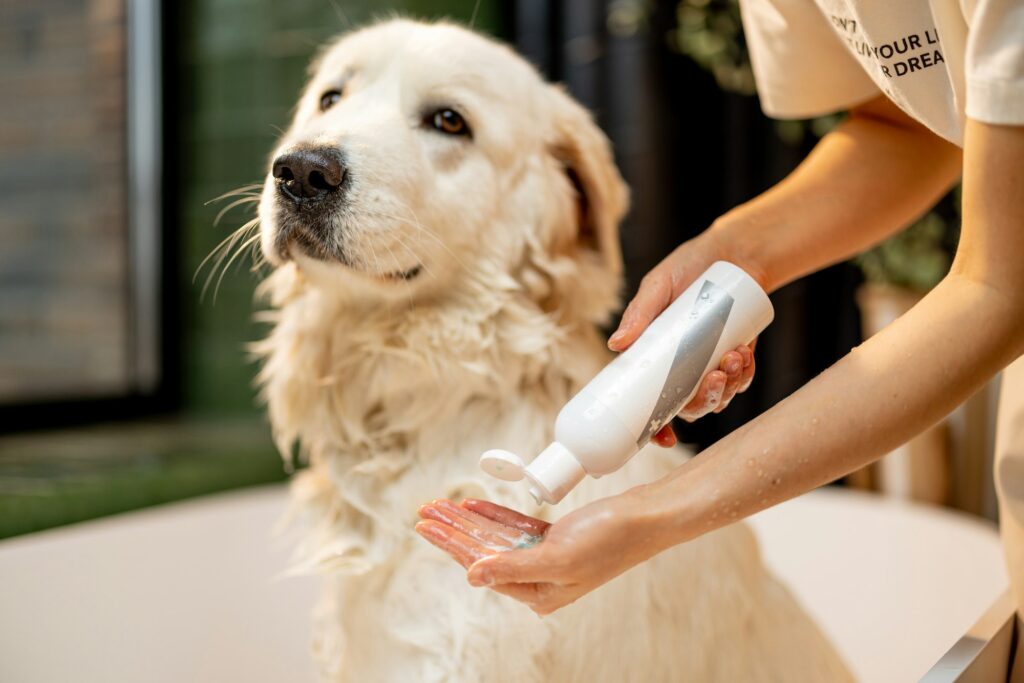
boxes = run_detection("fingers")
[608,271,673,352]
[652,424,677,448]
[738,345,755,393]
[460,499,551,537]
[714,350,744,413]
[415,520,497,569]
[678,344,757,420]
[679,370,726,421]
[466,547,556,587]
[481,580,575,617]
[417,500,579,616]
[418,499,524,548]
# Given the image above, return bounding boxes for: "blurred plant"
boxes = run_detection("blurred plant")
[668,0,960,292]
[854,212,956,292]
[670,0,755,95]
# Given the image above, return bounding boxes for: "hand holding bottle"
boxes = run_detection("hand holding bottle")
[612,237,762,446]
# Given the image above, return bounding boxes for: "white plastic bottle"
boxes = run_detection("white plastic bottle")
[480,261,774,505]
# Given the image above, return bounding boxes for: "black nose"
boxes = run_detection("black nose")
[272,148,345,202]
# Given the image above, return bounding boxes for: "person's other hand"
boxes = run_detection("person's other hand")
[415,494,666,617]
[607,239,759,447]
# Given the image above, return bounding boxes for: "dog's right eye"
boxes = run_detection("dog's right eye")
[319,89,343,112]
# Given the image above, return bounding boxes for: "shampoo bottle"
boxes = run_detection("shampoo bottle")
[480,261,774,504]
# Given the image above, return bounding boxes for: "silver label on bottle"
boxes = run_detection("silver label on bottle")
[637,280,734,447]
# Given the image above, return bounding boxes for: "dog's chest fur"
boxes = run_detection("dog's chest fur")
[254,263,610,565]
[255,266,852,682]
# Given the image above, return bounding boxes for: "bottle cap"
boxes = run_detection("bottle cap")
[479,449,526,481]
[522,441,586,505]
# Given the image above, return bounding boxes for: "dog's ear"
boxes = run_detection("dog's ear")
[547,85,629,275]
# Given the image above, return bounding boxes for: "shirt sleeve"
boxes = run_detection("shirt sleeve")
[738,0,880,118]
[965,0,1024,124]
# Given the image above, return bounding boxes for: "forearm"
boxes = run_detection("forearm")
[640,271,1022,546]
[706,96,961,292]
[641,119,1024,550]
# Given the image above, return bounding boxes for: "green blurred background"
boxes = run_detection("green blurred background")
[0,0,501,538]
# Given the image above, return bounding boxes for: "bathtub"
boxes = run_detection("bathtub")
[0,485,1007,683]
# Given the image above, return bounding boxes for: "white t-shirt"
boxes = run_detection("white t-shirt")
[738,0,1024,146]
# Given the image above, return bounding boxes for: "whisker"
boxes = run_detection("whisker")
[327,0,351,29]
[364,207,469,273]
[365,231,385,278]
[204,183,263,206]
[199,218,259,301]
[249,237,268,274]
[211,231,262,304]
[194,220,257,285]
[388,230,433,279]
[214,196,260,226]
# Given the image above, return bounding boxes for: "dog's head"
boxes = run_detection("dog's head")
[259,19,627,317]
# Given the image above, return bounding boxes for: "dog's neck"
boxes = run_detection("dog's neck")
[252,255,620,574]
[253,257,618,464]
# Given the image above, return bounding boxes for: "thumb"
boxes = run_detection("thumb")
[608,271,672,351]
[467,548,551,586]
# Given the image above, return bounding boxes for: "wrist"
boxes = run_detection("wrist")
[619,472,704,554]
[701,218,774,292]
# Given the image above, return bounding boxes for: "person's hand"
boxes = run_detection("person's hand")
[415,493,667,616]
[607,238,759,447]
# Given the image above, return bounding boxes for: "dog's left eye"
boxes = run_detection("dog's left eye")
[319,89,343,112]
[428,109,470,137]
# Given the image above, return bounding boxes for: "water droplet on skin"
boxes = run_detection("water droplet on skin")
[675,387,683,395]
[811,417,819,426]
[760,498,768,505]
[746,458,755,467]
[660,392,668,400]
[762,447,771,456]
[772,477,781,486]
[756,470,764,478]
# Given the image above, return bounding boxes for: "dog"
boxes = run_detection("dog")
[251,18,852,682]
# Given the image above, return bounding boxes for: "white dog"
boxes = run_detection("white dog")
[252,19,851,682]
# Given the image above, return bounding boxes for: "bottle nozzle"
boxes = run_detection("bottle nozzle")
[479,444,586,505]
[522,441,586,505]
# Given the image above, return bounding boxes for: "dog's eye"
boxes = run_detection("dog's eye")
[319,89,343,112]
[429,109,469,136]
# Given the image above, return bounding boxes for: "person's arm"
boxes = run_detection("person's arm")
[416,118,1024,616]
[611,95,960,443]
[609,95,962,348]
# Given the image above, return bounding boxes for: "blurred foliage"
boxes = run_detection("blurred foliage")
[670,0,754,95]
[668,0,959,292]
[854,211,957,292]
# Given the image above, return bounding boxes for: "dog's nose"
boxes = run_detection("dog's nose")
[272,148,345,202]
